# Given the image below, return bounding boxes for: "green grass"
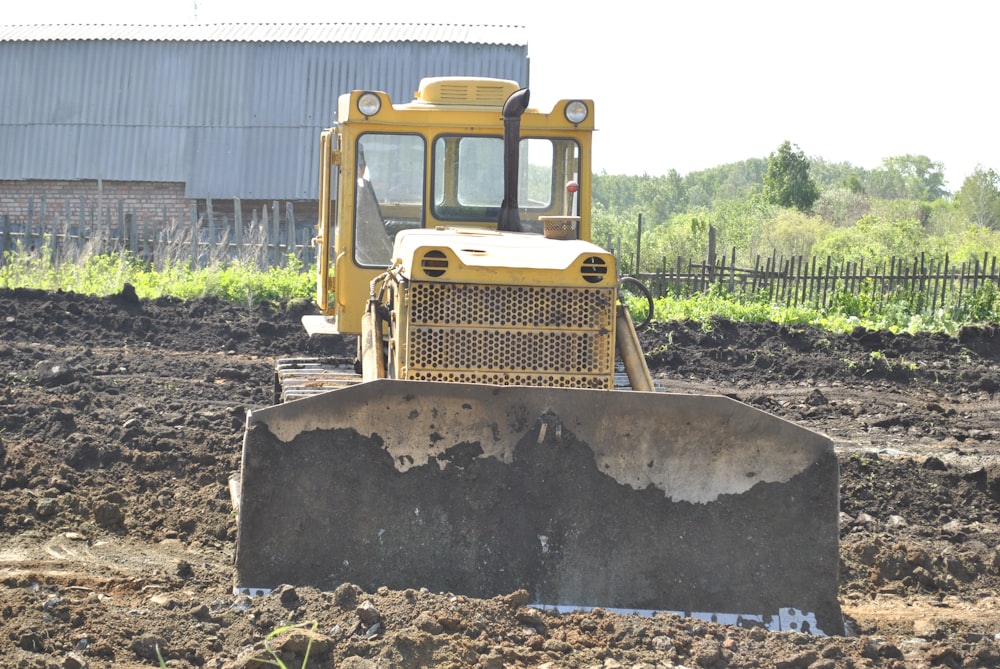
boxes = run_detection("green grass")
[649,283,996,335]
[1,247,312,305]
[4,244,996,334]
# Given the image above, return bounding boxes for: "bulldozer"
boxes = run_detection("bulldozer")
[233,77,845,635]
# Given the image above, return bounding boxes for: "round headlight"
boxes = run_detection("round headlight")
[357,92,382,117]
[564,100,589,124]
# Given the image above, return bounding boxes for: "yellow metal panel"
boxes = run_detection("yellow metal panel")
[339,89,595,131]
[393,228,615,286]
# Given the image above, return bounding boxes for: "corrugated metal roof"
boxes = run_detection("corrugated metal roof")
[0,23,527,46]
[0,30,529,200]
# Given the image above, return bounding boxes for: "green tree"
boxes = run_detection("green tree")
[637,170,688,222]
[760,208,833,260]
[939,222,1000,265]
[845,172,865,194]
[641,210,712,271]
[762,141,820,211]
[806,158,864,191]
[708,196,774,258]
[812,187,870,227]
[956,165,1000,229]
[867,155,948,202]
[593,171,688,224]
[812,214,925,265]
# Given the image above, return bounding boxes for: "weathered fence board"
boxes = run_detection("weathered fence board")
[638,249,1000,320]
[0,197,315,270]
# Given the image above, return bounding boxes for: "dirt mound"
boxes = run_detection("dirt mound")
[2,286,1000,667]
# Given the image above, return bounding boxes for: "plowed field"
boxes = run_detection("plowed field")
[2,286,999,668]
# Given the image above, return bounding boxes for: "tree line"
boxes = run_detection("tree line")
[592,142,1000,276]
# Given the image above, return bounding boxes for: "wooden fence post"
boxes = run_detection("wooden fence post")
[728,247,737,294]
[707,226,716,283]
[260,205,270,267]
[116,199,125,250]
[78,196,86,241]
[271,201,281,266]
[1,214,10,262]
[40,196,48,248]
[285,202,296,263]
[125,213,135,256]
[635,213,643,275]
[190,203,200,267]
[234,198,244,253]
[207,197,216,261]
[47,212,58,265]
[26,198,35,251]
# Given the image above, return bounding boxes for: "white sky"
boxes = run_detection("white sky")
[5,0,997,191]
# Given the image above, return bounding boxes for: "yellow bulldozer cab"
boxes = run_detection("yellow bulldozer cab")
[309,77,594,337]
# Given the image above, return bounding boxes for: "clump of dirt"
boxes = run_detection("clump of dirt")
[2,286,1000,667]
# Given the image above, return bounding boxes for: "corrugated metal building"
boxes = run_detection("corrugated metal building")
[0,23,528,223]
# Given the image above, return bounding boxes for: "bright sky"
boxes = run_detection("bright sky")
[6,0,997,192]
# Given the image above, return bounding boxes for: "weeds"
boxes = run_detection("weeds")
[257,620,320,668]
[649,282,990,335]
[2,238,996,333]
[1,244,312,305]
[156,620,318,668]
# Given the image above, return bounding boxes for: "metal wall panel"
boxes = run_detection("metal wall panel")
[0,23,527,45]
[0,24,529,200]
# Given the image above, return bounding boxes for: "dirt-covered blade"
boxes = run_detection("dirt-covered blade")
[235,379,843,635]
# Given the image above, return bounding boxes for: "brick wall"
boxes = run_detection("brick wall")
[0,179,318,233]
[0,179,192,229]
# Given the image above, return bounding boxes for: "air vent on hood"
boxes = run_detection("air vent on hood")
[580,256,608,284]
[421,250,449,278]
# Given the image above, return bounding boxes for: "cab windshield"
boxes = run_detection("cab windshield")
[353,133,581,267]
[433,136,581,234]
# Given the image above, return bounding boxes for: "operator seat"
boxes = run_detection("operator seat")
[354,174,394,266]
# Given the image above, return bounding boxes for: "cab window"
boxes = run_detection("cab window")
[353,133,425,267]
[432,136,579,233]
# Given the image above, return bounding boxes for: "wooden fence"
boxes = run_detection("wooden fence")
[0,197,315,270]
[4,199,998,318]
[634,249,1000,318]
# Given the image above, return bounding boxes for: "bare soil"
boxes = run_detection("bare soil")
[2,285,1000,668]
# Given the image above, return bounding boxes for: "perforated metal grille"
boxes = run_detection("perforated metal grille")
[403,282,616,389]
[407,282,615,329]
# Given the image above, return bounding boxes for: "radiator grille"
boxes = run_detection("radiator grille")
[403,282,616,389]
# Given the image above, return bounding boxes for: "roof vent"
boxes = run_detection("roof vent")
[416,77,520,106]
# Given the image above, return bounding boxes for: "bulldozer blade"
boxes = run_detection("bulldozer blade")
[235,379,843,635]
